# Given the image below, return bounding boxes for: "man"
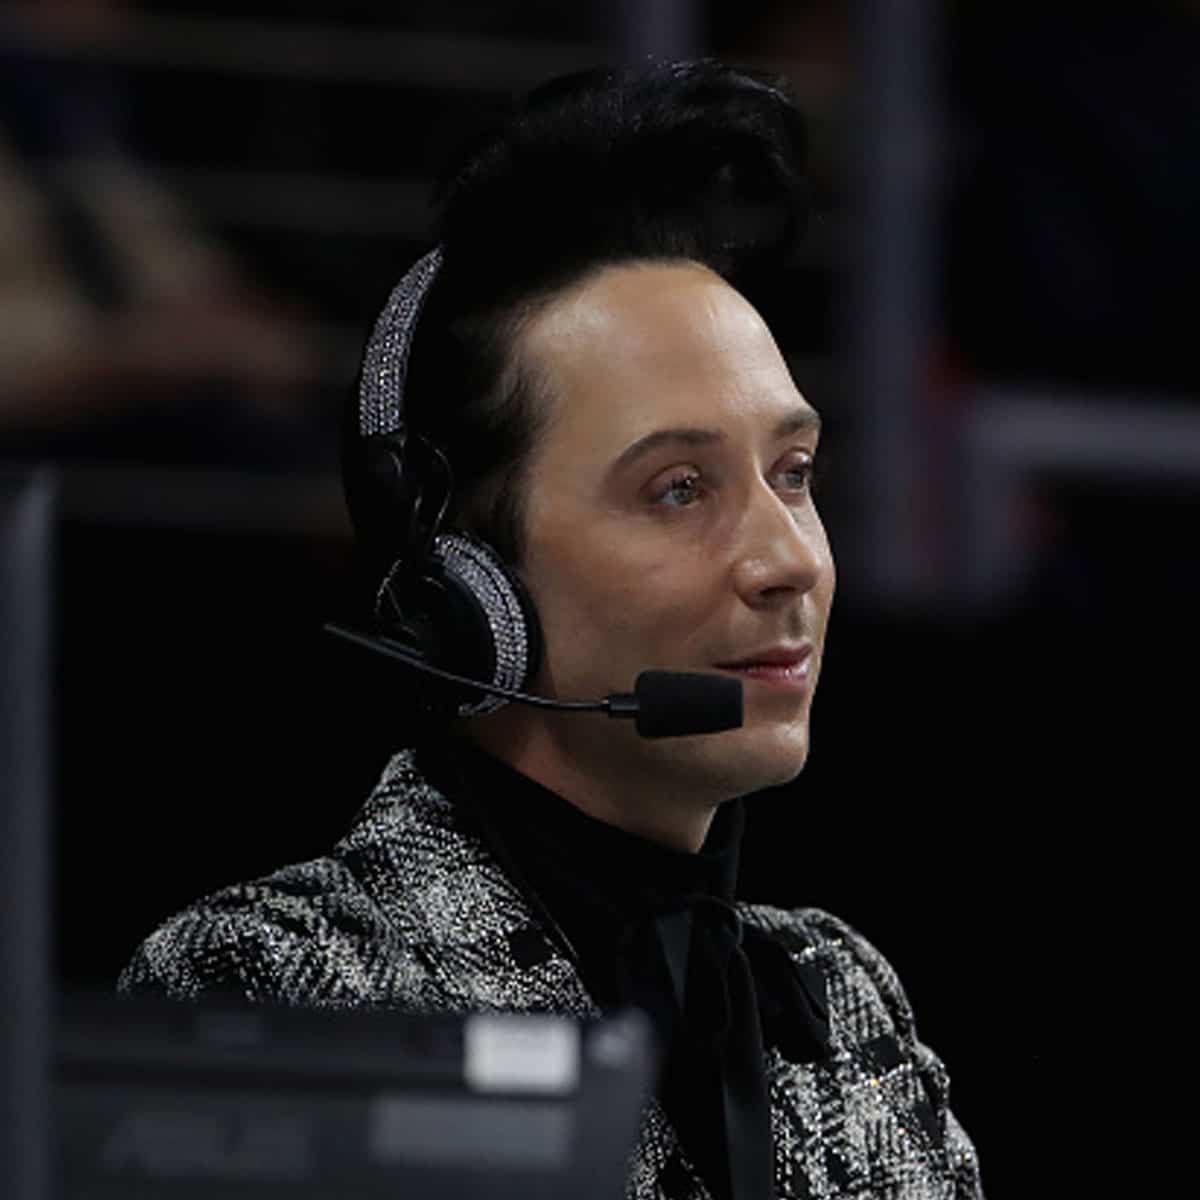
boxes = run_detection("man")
[122,61,984,1200]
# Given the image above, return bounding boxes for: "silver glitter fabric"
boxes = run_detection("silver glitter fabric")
[433,533,532,715]
[358,247,443,438]
[120,750,985,1199]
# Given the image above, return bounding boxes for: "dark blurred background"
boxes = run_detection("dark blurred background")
[5,1,1196,1193]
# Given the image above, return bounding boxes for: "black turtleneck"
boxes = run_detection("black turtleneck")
[416,735,830,1200]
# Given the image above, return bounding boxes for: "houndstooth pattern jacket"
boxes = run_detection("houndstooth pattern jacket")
[120,749,984,1200]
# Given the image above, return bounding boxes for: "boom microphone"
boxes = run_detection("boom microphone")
[324,623,743,739]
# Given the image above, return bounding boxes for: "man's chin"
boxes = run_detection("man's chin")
[689,722,810,797]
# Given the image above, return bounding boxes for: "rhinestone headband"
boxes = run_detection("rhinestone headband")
[358,246,443,438]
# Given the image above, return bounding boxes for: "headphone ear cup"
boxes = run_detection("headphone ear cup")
[431,533,543,715]
[374,533,543,717]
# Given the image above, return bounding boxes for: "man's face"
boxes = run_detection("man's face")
[509,260,835,804]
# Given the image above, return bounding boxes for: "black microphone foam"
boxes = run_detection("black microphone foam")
[632,671,744,739]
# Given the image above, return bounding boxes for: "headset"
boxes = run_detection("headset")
[343,247,544,718]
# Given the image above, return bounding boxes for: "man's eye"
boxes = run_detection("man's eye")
[654,471,704,507]
[772,452,816,495]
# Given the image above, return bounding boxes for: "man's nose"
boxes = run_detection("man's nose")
[731,483,828,607]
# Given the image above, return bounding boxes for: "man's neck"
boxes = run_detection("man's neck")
[464,713,722,853]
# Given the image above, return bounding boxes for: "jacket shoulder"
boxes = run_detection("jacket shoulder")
[117,852,415,1006]
[740,902,919,1041]
[118,751,462,1008]
[741,902,985,1197]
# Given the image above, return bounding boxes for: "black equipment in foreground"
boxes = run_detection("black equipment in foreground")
[1,471,54,1200]
[325,621,745,739]
[57,994,656,1199]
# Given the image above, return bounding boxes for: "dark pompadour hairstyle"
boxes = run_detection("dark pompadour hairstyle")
[356,59,810,567]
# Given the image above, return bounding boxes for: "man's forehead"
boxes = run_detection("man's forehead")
[523,262,809,436]
[524,261,753,363]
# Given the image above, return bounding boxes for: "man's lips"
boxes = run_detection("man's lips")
[713,644,814,670]
[711,644,814,693]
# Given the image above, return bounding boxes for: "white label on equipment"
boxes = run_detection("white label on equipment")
[463,1015,580,1095]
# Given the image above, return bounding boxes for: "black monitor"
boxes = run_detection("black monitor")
[58,995,655,1199]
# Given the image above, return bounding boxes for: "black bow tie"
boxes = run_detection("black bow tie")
[614,896,830,1200]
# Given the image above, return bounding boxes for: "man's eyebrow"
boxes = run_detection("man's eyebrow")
[609,406,822,475]
[775,406,822,439]
[610,427,724,474]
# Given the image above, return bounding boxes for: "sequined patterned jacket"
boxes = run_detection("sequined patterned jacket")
[120,750,984,1200]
